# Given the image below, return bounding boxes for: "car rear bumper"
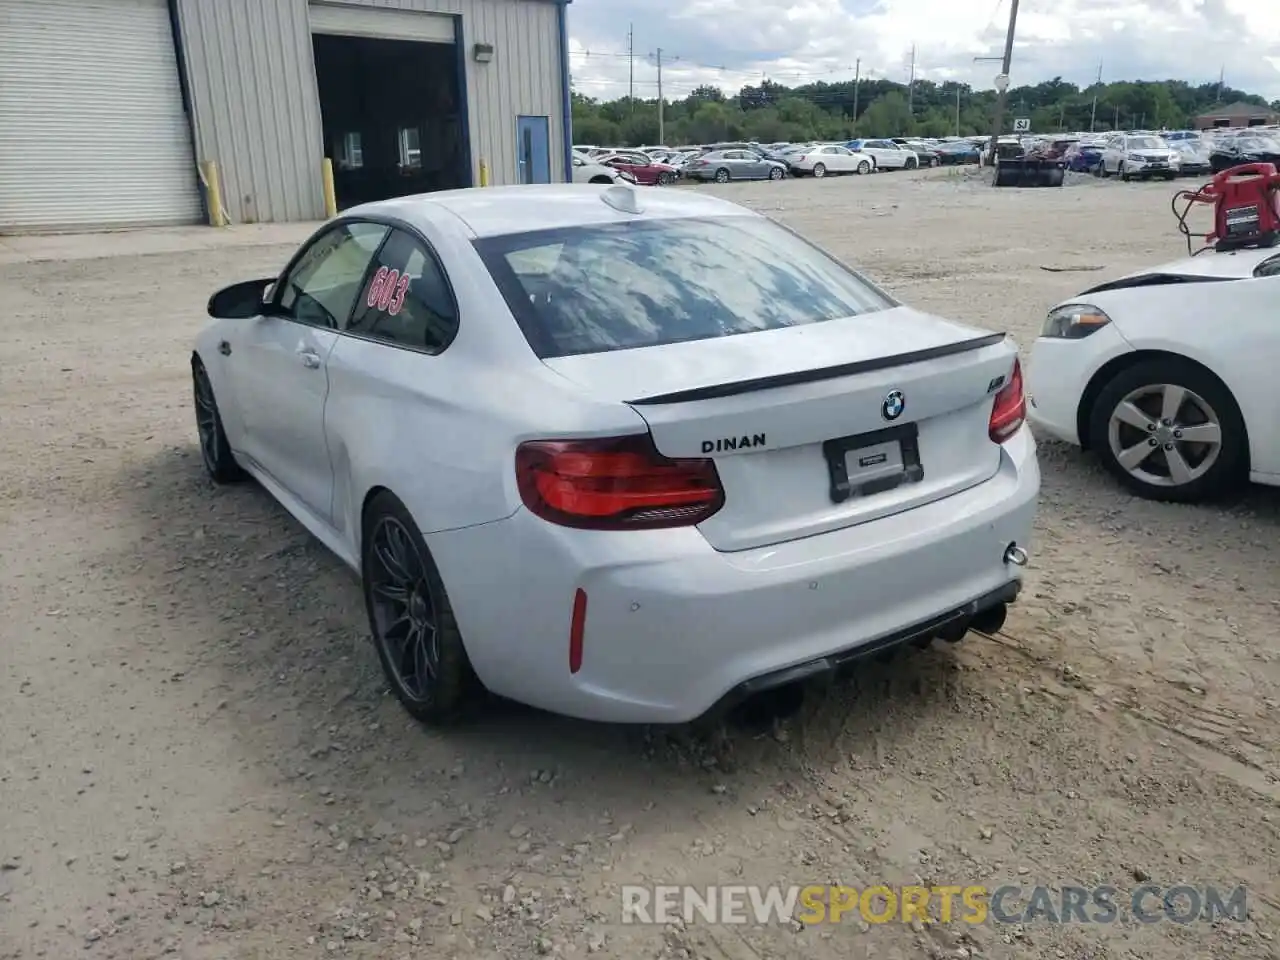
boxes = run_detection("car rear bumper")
[428,427,1040,724]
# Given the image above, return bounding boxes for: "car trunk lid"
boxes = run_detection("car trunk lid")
[542,307,1018,552]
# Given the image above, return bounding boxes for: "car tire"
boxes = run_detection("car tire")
[857,159,871,174]
[657,171,674,185]
[714,167,730,183]
[1088,358,1248,504]
[905,157,918,170]
[768,166,783,180]
[812,163,826,178]
[362,491,481,723]
[589,176,612,184]
[192,360,246,484]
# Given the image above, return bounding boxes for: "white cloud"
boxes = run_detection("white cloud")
[567,0,1280,102]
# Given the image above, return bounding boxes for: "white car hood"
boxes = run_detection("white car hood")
[1069,247,1279,298]
[1130,149,1174,160]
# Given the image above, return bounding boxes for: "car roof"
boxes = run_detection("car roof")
[348,184,760,238]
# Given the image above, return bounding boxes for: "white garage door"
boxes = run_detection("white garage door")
[0,0,202,232]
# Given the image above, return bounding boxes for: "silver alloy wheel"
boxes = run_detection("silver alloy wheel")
[813,163,826,178]
[858,159,871,174]
[1106,383,1224,488]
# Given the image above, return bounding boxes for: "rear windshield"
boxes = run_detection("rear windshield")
[472,216,895,358]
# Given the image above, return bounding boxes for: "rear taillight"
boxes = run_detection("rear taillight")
[515,434,724,530]
[989,358,1027,443]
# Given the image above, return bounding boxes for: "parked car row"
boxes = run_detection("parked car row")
[1005,127,1280,182]
[571,135,983,185]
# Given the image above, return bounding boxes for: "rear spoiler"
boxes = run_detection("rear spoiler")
[629,332,1008,406]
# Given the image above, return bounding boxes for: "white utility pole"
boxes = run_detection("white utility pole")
[655,48,664,145]
[987,0,1020,162]
[627,24,634,108]
[852,58,861,132]
[907,44,916,113]
[1089,60,1102,132]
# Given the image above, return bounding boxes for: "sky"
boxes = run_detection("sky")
[566,0,1280,104]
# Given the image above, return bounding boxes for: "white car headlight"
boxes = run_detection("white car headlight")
[1042,304,1112,339]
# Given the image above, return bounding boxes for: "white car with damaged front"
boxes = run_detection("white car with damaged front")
[1026,247,1280,502]
[192,183,1039,726]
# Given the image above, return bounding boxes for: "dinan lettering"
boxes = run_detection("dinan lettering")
[702,434,767,454]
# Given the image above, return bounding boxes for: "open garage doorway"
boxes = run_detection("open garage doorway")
[312,32,469,210]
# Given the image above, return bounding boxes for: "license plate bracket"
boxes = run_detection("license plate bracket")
[822,423,924,504]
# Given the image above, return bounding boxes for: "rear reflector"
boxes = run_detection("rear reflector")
[515,434,724,530]
[988,358,1027,443]
[569,588,586,674]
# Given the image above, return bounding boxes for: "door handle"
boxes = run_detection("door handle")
[297,347,322,369]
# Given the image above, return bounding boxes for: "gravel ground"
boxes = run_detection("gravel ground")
[2,168,1278,960]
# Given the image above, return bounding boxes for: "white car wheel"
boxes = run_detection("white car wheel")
[812,163,826,178]
[1088,359,1247,503]
[857,159,871,174]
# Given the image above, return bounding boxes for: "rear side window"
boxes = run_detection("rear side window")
[347,228,458,353]
[473,216,895,359]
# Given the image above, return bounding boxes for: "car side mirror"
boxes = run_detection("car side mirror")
[207,278,275,319]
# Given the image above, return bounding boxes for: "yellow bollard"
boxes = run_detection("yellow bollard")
[479,159,489,187]
[199,160,226,227]
[321,158,338,218]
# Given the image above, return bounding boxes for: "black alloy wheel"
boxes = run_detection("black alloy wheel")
[362,493,477,722]
[192,361,245,484]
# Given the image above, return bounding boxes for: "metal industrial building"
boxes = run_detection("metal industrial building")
[0,0,572,232]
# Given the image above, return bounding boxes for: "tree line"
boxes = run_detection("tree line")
[570,75,1280,147]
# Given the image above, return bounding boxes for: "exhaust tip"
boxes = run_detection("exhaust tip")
[970,603,1008,636]
[1004,542,1029,567]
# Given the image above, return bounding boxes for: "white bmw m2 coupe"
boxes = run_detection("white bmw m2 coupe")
[193,184,1039,724]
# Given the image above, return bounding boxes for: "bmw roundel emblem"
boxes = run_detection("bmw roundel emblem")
[881,390,905,421]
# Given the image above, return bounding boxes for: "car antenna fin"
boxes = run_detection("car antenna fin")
[600,183,643,215]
